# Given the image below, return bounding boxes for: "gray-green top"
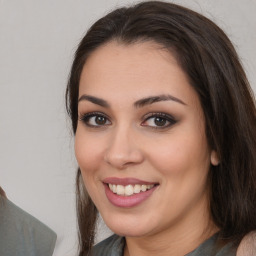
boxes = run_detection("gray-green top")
[93,233,237,256]
[0,195,56,256]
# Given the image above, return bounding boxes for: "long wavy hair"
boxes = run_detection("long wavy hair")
[66,1,256,255]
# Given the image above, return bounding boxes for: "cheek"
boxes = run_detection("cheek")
[146,133,211,218]
[74,129,105,205]
[145,130,211,178]
[74,129,104,177]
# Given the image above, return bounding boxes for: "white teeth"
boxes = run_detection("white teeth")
[141,185,147,192]
[108,183,155,196]
[125,185,134,196]
[116,185,125,195]
[134,184,141,194]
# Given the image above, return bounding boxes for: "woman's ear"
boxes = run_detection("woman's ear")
[210,150,220,166]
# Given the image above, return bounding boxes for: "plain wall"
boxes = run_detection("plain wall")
[0,1,255,255]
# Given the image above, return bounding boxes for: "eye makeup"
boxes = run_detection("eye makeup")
[79,112,111,128]
[141,112,177,129]
[78,110,177,130]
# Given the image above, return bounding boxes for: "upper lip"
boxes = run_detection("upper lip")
[103,177,158,186]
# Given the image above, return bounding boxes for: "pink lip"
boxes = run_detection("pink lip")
[103,177,159,208]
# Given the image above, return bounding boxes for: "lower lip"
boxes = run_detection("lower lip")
[104,184,158,208]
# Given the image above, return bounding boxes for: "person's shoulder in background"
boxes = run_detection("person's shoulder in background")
[236,232,256,256]
[0,193,56,256]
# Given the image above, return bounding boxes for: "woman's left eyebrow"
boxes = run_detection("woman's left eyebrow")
[78,94,110,108]
[134,94,186,108]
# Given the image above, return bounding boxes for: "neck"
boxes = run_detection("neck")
[124,201,218,256]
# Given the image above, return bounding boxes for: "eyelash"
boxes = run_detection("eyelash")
[78,112,177,129]
[79,112,111,128]
[142,112,177,129]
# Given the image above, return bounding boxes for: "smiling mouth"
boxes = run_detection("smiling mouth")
[103,178,159,207]
[107,184,157,196]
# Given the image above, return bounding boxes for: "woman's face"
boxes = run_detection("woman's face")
[75,41,217,238]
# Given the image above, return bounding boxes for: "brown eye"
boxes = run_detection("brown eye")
[80,113,111,127]
[95,116,107,125]
[142,113,177,129]
[154,117,167,126]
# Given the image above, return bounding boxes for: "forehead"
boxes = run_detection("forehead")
[79,40,198,107]
[81,40,178,84]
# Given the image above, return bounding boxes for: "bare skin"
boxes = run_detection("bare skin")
[237,232,256,256]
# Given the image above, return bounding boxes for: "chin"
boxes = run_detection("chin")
[108,225,149,238]
[102,213,155,238]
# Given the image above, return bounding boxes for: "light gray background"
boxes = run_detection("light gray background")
[0,0,255,255]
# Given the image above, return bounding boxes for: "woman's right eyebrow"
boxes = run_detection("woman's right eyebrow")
[78,94,110,108]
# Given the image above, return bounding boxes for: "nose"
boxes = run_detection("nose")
[104,126,144,169]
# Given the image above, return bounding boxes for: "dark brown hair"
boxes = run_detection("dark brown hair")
[66,1,256,255]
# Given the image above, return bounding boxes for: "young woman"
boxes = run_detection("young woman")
[66,1,256,255]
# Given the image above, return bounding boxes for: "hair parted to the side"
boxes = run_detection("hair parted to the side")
[66,1,256,255]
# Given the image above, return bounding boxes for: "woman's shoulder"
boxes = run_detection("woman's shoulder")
[93,234,124,256]
[236,232,256,256]
[186,233,237,256]
[187,232,256,256]
[91,232,256,256]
